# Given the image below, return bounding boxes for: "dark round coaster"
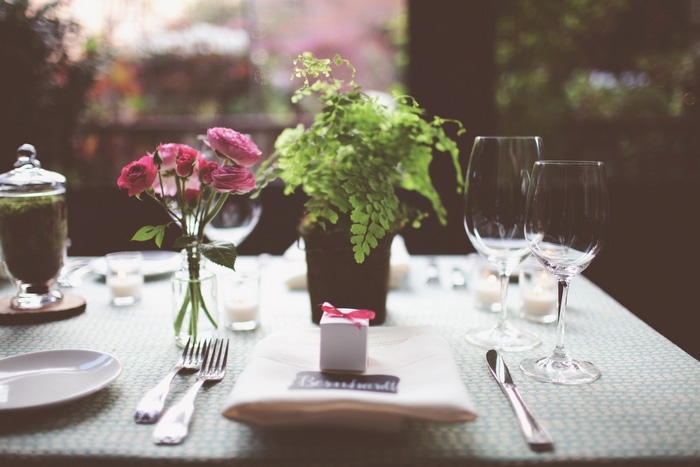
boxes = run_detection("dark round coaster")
[0,293,86,325]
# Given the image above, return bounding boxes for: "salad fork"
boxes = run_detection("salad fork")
[134,338,206,424]
[152,338,229,445]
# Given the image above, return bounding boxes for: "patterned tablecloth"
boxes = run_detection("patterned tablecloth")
[0,255,698,466]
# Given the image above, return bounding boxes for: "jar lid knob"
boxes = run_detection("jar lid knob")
[15,144,40,168]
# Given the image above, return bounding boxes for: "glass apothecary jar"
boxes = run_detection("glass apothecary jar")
[0,144,67,309]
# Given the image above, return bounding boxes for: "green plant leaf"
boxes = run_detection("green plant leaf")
[368,223,386,238]
[200,241,237,271]
[366,233,378,248]
[350,224,367,235]
[353,247,366,264]
[351,234,364,245]
[131,225,167,248]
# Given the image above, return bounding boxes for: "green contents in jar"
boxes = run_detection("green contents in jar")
[0,193,67,284]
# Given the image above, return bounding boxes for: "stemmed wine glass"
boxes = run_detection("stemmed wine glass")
[203,195,262,247]
[520,161,610,384]
[463,136,543,351]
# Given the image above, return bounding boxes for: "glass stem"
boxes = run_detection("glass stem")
[553,277,571,360]
[497,272,509,328]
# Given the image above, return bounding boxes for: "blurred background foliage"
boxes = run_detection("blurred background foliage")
[3,0,697,183]
[3,0,697,185]
[0,0,99,174]
[497,0,697,126]
[494,0,699,186]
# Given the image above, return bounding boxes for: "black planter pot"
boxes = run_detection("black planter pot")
[302,229,393,325]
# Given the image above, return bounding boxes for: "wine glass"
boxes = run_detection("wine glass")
[204,195,262,247]
[463,136,543,351]
[520,161,610,384]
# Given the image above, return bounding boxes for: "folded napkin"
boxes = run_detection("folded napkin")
[222,326,477,431]
[283,235,411,290]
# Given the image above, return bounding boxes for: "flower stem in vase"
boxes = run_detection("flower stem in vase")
[172,247,218,346]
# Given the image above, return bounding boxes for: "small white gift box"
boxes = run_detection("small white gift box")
[319,305,373,372]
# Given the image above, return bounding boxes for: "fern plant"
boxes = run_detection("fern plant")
[263,53,464,263]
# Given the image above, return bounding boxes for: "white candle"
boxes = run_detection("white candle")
[107,271,143,297]
[224,297,259,322]
[473,273,500,306]
[522,285,556,316]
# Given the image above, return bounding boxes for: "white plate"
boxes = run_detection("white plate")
[89,250,180,277]
[0,349,122,410]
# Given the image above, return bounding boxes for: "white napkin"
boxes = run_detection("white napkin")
[222,326,477,431]
[283,235,411,290]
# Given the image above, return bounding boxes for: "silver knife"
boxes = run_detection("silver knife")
[486,350,553,452]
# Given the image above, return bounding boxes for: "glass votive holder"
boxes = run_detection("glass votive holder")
[221,270,260,331]
[105,251,143,306]
[518,262,557,323]
[469,259,501,312]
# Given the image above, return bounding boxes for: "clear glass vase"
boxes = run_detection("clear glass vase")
[171,248,218,347]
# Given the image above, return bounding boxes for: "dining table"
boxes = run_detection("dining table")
[0,254,698,466]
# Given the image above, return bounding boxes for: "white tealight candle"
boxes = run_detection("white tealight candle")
[107,271,143,298]
[224,297,259,323]
[522,285,556,316]
[473,273,500,306]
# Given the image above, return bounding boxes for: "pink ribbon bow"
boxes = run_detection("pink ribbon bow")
[321,302,375,330]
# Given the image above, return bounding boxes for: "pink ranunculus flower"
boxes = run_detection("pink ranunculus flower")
[117,154,158,197]
[207,127,261,167]
[210,165,256,193]
[197,158,219,184]
[176,146,199,177]
[157,143,181,172]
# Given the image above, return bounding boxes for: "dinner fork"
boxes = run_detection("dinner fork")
[152,338,229,445]
[134,338,206,424]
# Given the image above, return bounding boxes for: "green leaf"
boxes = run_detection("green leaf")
[131,225,167,247]
[200,241,237,271]
[321,207,339,224]
[366,233,378,248]
[354,250,365,264]
[350,224,367,235]
[351,234,364,245]
[155,228,165,248]
[368,223,386,238]
[350,209,370,224]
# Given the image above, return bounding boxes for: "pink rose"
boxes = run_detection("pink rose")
[210,165,256,193]
[197,159,219,184]
[207,127,261,167]
[176,146,199,177]
[157,143,180,171]
[117,155,158,197]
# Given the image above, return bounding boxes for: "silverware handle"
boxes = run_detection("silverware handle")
[503,386,553,451]
[134,369,179,424]
[152,379,205,445]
